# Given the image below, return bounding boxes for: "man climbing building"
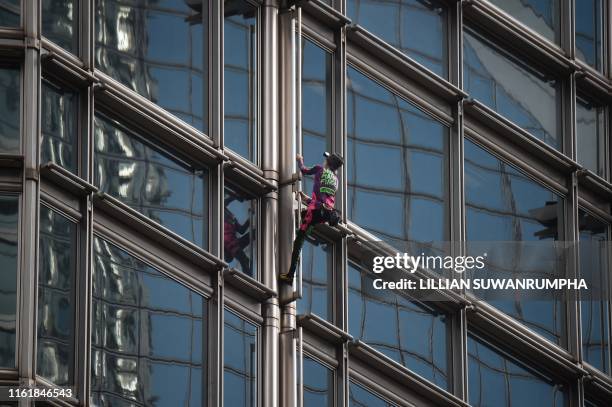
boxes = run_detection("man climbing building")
[279,152,344,284]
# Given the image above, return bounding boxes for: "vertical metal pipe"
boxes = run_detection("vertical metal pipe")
[262,2,281,407]
[18,0,41,392]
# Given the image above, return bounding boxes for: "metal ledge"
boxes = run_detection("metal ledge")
[298,313,353,344]
[467,303,587,381]
[40,162,97,197]
[41,43,95,87]
[298,0,351,28]
[577,170,612,200]
[464,100,577,175]
[349,340,469,407]
[575,65,612,103]
[0,154,23,168]
[223,267,276,301]
[93,192,226,272]
[347,25,467,103]
[94,71,225,167]
[224,153,277,195]
[462,0,575,76]
[583,370,612,404]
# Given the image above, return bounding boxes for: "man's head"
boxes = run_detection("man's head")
[323,152,344,171]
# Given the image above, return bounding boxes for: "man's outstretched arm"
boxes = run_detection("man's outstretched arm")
[296,154,320,175]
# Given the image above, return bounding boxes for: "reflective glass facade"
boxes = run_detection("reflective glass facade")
[1,1,611,406]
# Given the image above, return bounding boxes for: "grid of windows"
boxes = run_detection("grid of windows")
[0,1,610,406]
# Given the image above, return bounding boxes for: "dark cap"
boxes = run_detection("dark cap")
[324,152,344,170]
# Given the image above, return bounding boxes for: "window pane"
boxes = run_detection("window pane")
[96,0,207,132]
[91,237,207,406]
[224,185,257,277]
[464,29,561,150]
[303,357,333,407]
[94,114,209,248]
[579,210,609,373]
[224,310,257,407]
[576,98,605,178]
[0,67,20,154]
[347,0,447,77]
[302,39,332,195]
[575,0,604,71]
[349,382,396,407]
[348,263,449,389]
[224,0,258,162]
[468,334,565,407]
[465,139,565,344]
[0,0,19,27]
[347,67,449,250]
[37,206,76,386]
[0,195,18,368]
[42,0,78,53]
[297,240,333,321]
[41,81,78,173]
[487,0,559,43]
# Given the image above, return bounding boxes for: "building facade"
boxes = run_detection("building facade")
[0,0,611,406]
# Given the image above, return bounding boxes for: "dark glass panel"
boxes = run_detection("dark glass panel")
[94,114,209,248]
[91,237,206,406]
[576,98,605,178]
[0,195,18,368]
[0,67,20,154]
[302,39,332,195]
[42,0,78,53]
[224,0,258,162]
[303,357,333,407]
[348,262,449,389]
[224,185,257,277]
[464,29,561,150]
[468,334,565,407]
[0,0,19,27]
[224,310,257,407]
[96,0,207,131]
[575,0,604,71]
[347,67,449,251]
[487,0,559,43]
[297,240,333,321]
[579,210,610,373]
[347,0,447,77]
[41,81,78,173]
[349,382,396,407]
[37,206,76,386]
[465,139,565,344]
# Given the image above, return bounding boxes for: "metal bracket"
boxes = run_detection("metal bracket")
[24,167,39,182]
[25,37,40,50]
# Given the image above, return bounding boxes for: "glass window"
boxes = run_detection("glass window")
[302,39,332,195]
[0,0,19,27]
[347,67,449,251]
[464,29,561,150]
[297,240,333,321]
[465,139,565,344]
[94,114,209,248]
[303,356,333,407]
[487,0,559,43]
[96,0,207,132]
[576,97,606,178]
[91,237,207,406]
[0,195,18,368]
[347,0,447,77]
[41,81,78,173]
[42,0,78,53]
[0,67,20,154]
[348,262,449,389]
[576,0,604,71]
[467,334,566,406]
[37,206,76,386]
[224,0,258,162]
[349,382,396,407]
[224,185,257,277]
[224,310,257,407]
[579,210,610,373]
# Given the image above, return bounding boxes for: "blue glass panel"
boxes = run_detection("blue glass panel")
[576,98,605,178]
[42,0,78,53]
[297,240,333,321]
[41,81,78,173]
[487,0,559,43]
[0,67,19,154]
[576,0,603,71]
[0,0,19,27]
[349,382,396,407]
[225,185,257,277]
[303,357,333,407]
[224,310,257,407]
[0,195,18,368]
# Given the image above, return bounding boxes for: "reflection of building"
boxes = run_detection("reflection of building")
[0,1,611,407]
